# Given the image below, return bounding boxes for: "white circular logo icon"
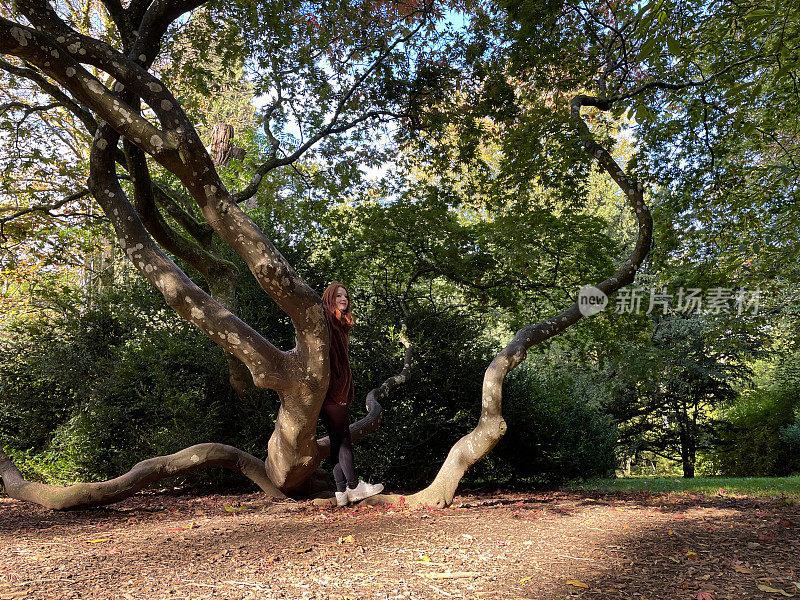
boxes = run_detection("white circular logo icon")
[578,285,608,317]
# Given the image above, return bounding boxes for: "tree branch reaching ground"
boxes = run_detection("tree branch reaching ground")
[0,444,285,510]
[0,332,415,508]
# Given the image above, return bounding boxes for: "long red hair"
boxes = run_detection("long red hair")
[322,282,355,406]
[322,281,354,332]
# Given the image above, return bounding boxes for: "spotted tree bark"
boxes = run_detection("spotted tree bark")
[0,0,331,502]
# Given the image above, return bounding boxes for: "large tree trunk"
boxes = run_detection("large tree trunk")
[1,5,329,503]
[209,123,234,166]
[209,123,246,168]
[682,453,696,479]
[267,386,326,490]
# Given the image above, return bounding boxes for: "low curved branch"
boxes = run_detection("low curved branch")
[0,444,285,510]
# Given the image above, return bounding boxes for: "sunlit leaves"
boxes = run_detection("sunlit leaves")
[638,0,800,294]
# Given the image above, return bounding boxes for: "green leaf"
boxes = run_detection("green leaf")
[773,62,795,83]
[637,38,658,62]
[667,37,681,56]
[745,9,773,21]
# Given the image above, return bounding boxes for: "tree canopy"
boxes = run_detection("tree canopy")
[1,0,798,509]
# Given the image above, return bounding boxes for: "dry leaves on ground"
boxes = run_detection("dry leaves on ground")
[0,489,798,599]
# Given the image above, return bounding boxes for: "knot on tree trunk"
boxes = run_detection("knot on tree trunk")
[209,123,245,168]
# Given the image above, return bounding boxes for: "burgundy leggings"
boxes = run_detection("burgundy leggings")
[322,402,357,492]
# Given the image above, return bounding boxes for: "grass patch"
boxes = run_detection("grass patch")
[566,476,800,499]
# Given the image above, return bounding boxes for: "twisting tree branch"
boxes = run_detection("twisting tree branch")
[396,94,653,508]
[0,444,284,510]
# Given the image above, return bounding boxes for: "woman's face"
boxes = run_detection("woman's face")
[335,286,349,312]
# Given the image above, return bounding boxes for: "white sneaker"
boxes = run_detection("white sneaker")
[347,480,384,503]
[335,491,349,507]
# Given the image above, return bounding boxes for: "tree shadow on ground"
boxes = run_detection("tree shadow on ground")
[1,490,797,599]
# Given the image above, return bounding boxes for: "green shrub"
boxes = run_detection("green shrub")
[781,412,800,450]
[711,388,800,476]
[472,367,617,485]
[0,281,278,487]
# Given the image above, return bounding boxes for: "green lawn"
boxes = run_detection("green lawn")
[566,476,800,499]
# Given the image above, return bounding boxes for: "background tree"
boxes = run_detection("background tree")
[639,0,800,296]
[601,314,758,478]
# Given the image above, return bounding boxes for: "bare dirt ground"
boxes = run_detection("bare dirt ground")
[1,488,798,600]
